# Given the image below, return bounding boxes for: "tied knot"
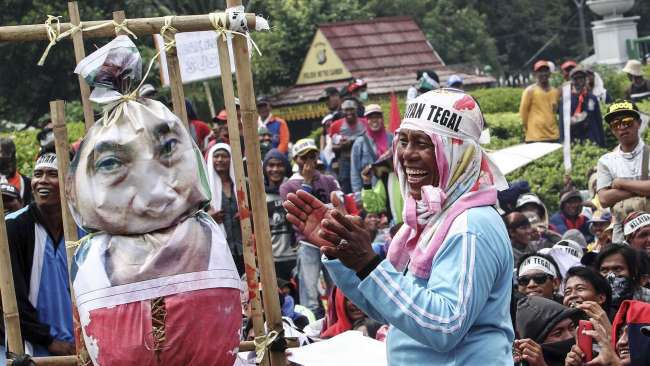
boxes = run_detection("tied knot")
[159,16,177,52]
[113,19,137,39]
[208,10,262,56]
[253,329,286,363]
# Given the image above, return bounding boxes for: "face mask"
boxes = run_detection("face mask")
[606,272,634,307]
[359,91,368,101]
[542,338,575,366]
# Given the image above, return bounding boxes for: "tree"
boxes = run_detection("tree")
[421,0,499,72]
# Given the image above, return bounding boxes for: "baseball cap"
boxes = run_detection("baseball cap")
[559,190,582,207]
[341,99,357,110]
[533,60,551,72]
[604,99,640,124]
[292,138,318,157]
[588,210,612,224]
[212,109,228,123]
[561,60,577,71]
[0,181,19,200]
[256,96,271,106]
[447,74,463,87]
[364,104,383,117]
[569,66,587,78]
[346,79,367,93]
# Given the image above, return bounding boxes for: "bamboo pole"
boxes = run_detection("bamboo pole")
[203,80,216,117]
[226,1,285,365]
[0,184,24,355]
[50,100,86,366]
[67,1,94,130]
[165,35,189,128]
[215,37,266,363]
[0,14,258,42]
[112,10,126,36]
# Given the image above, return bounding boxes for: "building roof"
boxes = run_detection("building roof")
[318,16,444,77]
[270,16,497,118]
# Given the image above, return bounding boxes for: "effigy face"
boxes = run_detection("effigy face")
[67,98,210,235]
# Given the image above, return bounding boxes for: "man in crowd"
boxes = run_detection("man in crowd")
[350,104,393,194]
[0,137,32,204]
[7,153,76,356]
[558,66,605,147]
[505,211,536,265]
[263,149,296,282]
[280,139,340,318]
[329,99,367,193]
[1,178,23,214]
[519,60,560,143]
[185,99,212,152]
[549,189,592,242]
[516,253,562,301]
[622,59,650,102]
[597,100,650,242]
[623,211,650,255]
[560,60,577,82]
[515,296,583,365]
[257,97,290,155]
[323,86,343,121]
[342,79,368,116]
[595,243,650,305]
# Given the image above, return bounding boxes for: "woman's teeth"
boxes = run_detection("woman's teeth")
[406,168,427,175]
[37,188,51,197]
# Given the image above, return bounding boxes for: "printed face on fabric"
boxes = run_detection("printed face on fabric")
[67,98,209,235]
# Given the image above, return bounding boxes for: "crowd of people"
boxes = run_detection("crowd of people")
[1,62,650,366]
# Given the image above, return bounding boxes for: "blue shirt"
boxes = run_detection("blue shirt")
[324,206,514,365]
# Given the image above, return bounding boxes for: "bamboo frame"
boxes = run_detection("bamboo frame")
[50,100,87,362]
[227,1,286,365]
[0,14,258,42]
[0,183,24,356]
[67,2,94,130]
[215,35,267,365]
[2,4,285,365]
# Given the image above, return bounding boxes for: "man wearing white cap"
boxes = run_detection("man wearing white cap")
[622,59,650,102]
[285,89,514,365]
[6,153,79,356]
[350,104,393,193]
[280,139,340,318]
[622,211,650,255]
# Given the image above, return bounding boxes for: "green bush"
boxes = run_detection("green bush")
[506,141,608,213]
[1,122,85,176]
[470,87,523,114]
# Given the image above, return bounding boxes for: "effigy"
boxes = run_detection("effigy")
[66,35,242,365]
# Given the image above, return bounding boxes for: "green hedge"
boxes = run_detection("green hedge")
[470,87,522,114]
[3,122,86,176]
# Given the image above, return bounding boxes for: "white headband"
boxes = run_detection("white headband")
[34,153,58,171]
[552,240,584,259]
[519,256,558,278]
[624,213,650,236]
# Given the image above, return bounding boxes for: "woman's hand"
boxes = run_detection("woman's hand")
[283,190,336,248]
[319,209,377,272]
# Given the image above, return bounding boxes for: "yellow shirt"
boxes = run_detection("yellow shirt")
[519,84,560,142]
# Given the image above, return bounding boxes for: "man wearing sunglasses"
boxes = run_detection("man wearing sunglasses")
[516,253,562,301]
[597,100,650,242]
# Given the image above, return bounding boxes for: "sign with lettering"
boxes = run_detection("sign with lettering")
[296,30,352,85]
[154,31,235,86]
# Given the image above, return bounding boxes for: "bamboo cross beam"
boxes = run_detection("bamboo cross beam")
[0,189,24,355]
[0,14,258,42]
[67,2,94,130]
[215,36,267,365]
[226,1,286,365]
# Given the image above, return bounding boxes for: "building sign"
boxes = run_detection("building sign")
[296,30,352,85]
[154,31,235,86]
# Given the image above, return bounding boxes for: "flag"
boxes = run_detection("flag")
[389,91,401,132]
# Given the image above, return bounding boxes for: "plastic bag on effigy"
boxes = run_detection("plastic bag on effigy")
[67,36,242,366]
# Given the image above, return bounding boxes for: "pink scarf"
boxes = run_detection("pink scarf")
[367,124,389,157]
[387,136,499,279]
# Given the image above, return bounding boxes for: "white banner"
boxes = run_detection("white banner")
[154,31,236,86]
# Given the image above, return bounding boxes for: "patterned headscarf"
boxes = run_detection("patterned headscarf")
[387,89,507,279]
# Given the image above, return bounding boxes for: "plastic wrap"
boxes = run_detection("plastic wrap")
[68,36,241,366]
